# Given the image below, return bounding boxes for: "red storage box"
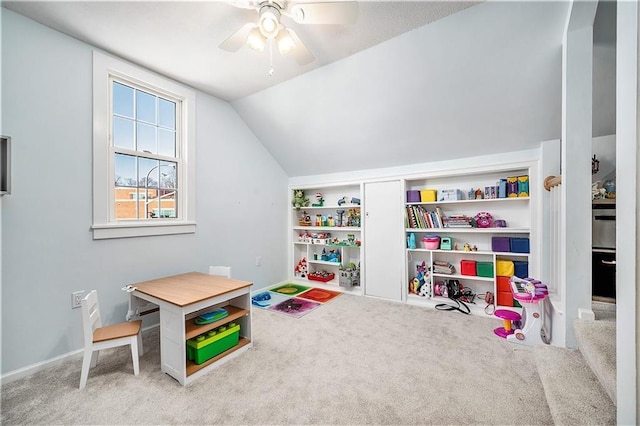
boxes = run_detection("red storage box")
[308,272,335,282]
[497,291,513,307]
[497,276,511,292]
[460,260,477,276]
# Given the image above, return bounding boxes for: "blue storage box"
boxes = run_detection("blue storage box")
[492,237,511,253]
[510,238,530,253]
[513,261,529,278]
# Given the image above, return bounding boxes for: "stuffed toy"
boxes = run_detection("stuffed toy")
[292,189,310,210]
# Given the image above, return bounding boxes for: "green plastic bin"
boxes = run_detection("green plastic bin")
[187,323,240,365]
[476,262,494,278]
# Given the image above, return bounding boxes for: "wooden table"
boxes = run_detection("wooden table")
[128,272,252,385]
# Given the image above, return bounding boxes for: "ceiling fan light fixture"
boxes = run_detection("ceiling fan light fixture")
[258,6,281,39]
[246,27,266,52]
[276,29,296,54]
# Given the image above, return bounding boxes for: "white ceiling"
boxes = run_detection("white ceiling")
[4,1,584,177]
[3,0,479,101]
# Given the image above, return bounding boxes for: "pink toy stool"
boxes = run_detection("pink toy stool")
[494,309,522,338]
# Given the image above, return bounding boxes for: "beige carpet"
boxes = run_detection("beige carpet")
[1,294,553,425]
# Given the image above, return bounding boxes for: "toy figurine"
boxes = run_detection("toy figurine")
[472,245,478,251]
[336,209,345,227]
[299,211,311,226]
[337,196,349,206]
[351,197,361,205]
[312,192,325,207]
[294,258,308,278]
[327,215,335,227]
[464,243,471,252]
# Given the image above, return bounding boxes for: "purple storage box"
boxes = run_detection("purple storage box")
[492,237,511,253]
[510,237,530,253]
[513,261,529,278]
[407,190,421,202]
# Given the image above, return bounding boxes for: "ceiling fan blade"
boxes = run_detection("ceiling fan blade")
[285,28,315,65]
[219,23,255,52]
[286,1,359,25]
[228,0,260,10]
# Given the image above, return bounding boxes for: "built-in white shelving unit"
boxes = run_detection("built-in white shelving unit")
[289,184,363,294]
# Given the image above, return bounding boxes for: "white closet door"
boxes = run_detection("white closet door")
[364,180,404,301]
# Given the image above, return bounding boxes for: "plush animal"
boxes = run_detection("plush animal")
[418,282,431,298]
[292,189,310,210]
[409,277,421,294]
[294,258,308,278]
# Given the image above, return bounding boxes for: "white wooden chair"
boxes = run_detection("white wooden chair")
[208,265,232,278]
[79,290,143,389]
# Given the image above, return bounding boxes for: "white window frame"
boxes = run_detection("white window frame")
[92,51,196,239]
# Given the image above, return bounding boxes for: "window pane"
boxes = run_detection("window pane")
[136,90,156,124]
[114,187,139,219]
[114,154,137,187]
[158,129,176,157]
[160,161,177,189]
[113,82,134,118]
[136,122,157,154]
[158,190,177,218]
[145,197,159,219]
[138,157,159,187]
[158,98,176,129]
[113,117,134,150]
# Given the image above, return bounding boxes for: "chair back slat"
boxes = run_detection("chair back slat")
[81,290,102,344]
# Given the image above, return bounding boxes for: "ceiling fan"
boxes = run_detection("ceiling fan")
[219,0,359,67]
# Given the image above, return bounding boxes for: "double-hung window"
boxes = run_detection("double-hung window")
[92,51,196,239]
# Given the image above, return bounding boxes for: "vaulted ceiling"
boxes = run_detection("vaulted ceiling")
[4,1,592,177]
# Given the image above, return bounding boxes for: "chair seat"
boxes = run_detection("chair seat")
[93,320,142,343]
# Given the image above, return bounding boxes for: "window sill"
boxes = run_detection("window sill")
[92,221,196,240]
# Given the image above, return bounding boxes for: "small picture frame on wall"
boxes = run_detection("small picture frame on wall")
[0,136,11,195]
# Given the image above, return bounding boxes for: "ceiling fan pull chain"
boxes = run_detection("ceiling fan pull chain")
[268,38,274,77]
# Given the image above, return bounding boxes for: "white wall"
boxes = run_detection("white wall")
[593,0,616,138]
[0,9,289,375]
[615,1,638,422]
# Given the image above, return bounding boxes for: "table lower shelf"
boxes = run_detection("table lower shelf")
[185,337,251,376]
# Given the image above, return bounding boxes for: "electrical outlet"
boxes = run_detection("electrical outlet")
[256,256,262,267]
[72,291,85,309]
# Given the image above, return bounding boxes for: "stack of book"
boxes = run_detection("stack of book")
[405,205,444,229]
[442,215,473,228]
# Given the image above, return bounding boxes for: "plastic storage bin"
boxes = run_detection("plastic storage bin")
[187,323,240,365]
[496,260,515,277]
[510,237,530,253]
[420,189,437,202]
[406,190,421,202]
[491,237,511,253]
[497,291,514,307]
[422,235,440,249]
[476,262,494,278]
[513,261,529,278]
[497,276,511,292]
[460,260,477,276]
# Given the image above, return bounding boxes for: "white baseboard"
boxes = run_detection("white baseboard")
[0,324,159,385]
[578,307,596,321]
